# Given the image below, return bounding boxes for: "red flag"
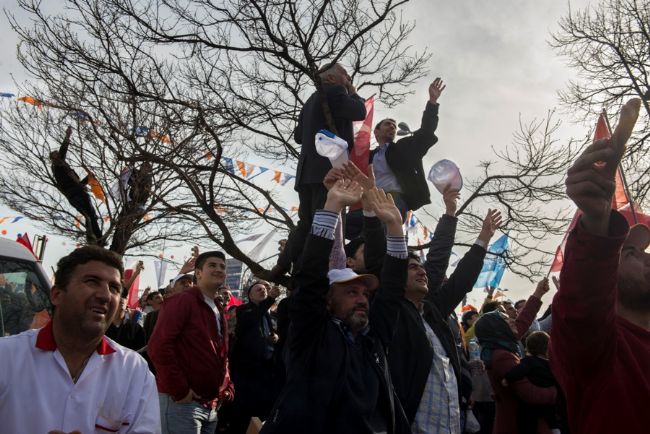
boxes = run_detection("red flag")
[16,232,36,257]
[350,96,375,176]
[350,96,375,211]
[124,268,141,309]
[549,112,632,273]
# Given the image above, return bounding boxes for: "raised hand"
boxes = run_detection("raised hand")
[365,188,402,229]
[342,161,375,191]
[478,209,503,244]
[429,77,446,104]
[533,278,551,299]
[566,98,641,235]
[442,186,460,216]
[323,167,345,191]
[135,260,145,272]
[324,179,363,213]
[180,256,196,274]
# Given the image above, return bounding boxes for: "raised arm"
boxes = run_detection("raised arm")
[424,188,460,293]
[552,98,640,379]
[406,78,445,157]
[428,209,502,317]
[289,179,363,342]
[340,162,386,277]
[366,188,408,348]
[515,279,549,339]
[58,126,72,160]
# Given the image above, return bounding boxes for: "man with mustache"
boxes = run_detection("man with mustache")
[261,178,410,434]
[0,246,160,433]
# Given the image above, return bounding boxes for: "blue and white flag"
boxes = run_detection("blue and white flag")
[473,234,508,288]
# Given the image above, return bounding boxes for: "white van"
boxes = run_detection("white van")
[0,238,51,336]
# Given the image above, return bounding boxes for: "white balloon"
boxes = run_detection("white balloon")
[428,159,463,193]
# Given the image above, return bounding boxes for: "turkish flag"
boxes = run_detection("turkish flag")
[124,268,141,309]
[350,96,375,175]
[16,232,36,258]
[549,113,633,273]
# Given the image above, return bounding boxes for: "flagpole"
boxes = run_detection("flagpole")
[602,109,638,224]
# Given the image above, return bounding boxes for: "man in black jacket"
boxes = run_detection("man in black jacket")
[229,281,280,433]
[272,63,367,279]
[370,78,445,218]
[50,126,103,244]
[262,179,410,434]
[369,187,502,432]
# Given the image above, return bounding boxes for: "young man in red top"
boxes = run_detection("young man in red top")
[149,251,234,434]
[552,98,650,433]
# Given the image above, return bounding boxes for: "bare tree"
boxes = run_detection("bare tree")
[418,112,586,280]
[3,0,429,279]
[551,0,650,203]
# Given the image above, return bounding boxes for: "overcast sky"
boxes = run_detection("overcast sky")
[0,0,595,305]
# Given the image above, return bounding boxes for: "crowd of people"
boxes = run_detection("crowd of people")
[0,63,648,434]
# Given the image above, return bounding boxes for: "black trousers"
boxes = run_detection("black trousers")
[277,183,330,273]
[67,191,102,241]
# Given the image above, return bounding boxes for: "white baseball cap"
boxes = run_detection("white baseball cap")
[327,268,379,291]
[171,274,193,287]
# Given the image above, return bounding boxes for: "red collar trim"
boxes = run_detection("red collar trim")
[35,321,116,355]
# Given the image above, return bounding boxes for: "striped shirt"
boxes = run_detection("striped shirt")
[412,316,461,434]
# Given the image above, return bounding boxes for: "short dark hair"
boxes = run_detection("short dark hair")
[514,299,526,310]
[525,331,550,357]
[195,251,226,270]
[146,291,161,301]
[374,118,397,130]
[54,246,124,291]
[482,301,502,313]
[407,251,421,262]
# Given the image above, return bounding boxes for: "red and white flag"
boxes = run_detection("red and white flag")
[349,96,375,211]
[351,96,375,175]
[549,113,633,273]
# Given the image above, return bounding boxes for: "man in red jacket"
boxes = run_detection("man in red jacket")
[148,251,234,434]
[552,98,650,434]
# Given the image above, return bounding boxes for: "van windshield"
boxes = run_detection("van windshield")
[0,258,50,336]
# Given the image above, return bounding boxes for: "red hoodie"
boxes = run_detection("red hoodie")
[551,211,650,433]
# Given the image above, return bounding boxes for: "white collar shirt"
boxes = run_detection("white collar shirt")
[203,293,222,336]
[0,321,160,433]
[373,142,402,193]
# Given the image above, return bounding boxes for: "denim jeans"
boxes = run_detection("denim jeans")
[159,393,218,434]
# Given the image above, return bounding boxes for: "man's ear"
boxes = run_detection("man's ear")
[50,285,64,308]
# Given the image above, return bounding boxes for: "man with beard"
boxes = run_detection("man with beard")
[552,98,650,433]
[261,179,410,434]
[0,246,159,433]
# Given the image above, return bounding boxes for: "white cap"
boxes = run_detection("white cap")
[171,274,193,287]
[327,268,379,291]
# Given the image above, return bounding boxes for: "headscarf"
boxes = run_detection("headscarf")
[474,311,522,368]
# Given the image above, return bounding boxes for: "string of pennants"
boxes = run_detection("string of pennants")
[1,93,299,187]
[3,93,432,237]
[0,216,25,224]
[218,156,296,186]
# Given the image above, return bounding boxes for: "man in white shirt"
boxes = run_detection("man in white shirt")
[0,245,160,433]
